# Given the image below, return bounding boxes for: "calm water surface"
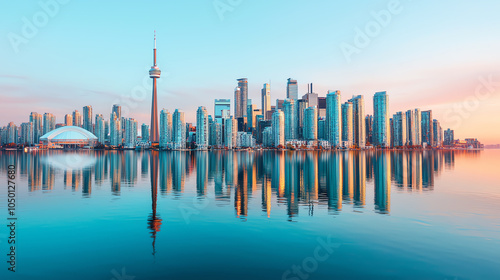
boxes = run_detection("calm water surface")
[0,150,499,280]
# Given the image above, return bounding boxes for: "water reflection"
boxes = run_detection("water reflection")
[0,150,480,219]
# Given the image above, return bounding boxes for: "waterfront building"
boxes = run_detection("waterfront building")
[283,99,298,140]
[209,122,223,147]
[297,99,309,139]
[262,127,273,147]
[160,109,172,149]
[94,114,105,144]
[30,112,43,143]
[109,112,121,146]
[303,106,318,141]
[141,124,150,144]
[20,122,34,145]
[125,118,138,148]
[172,109,186,149]
[272,110,285,147]
[421,110,433,146]
[43,113,56,135]
[433,119,442,147]
[196,106,209,150]
[261,83,271,120]
[318,119,326,140]
[237,132,255,148]
[342,102,353,148]
[444,129,454,145]
[235,78,248,118]
[348,95,366,148]
[225,116,237,149]
[393,112,407,147]
[365,114,373,145]
[373,91,390,147]
[7,122,18,144]
[83,105,93,133]
[326,90,341,146]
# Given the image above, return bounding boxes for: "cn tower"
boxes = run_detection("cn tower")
[149,31,161,143]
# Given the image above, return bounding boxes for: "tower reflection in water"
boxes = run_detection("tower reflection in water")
[148,150,162,256]
[1,149,480,220]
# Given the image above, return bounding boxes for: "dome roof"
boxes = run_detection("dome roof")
[40,126,97,141]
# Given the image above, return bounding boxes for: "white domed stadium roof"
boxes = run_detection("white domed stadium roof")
[40,126,97,141]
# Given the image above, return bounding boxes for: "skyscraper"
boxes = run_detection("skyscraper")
[246,103,258,131]
[73,110,82,127]
[83,105,93,133]
[214,99,231,124]
[326,90,342,146]
[7,122,18,144]
[365,115,373,144]
[421,110,433,146]
[172,109,186,150]
[261,83,271,120]
[64,114,73,126]
[444,129,454,145]
[303,106,318,141]
[286,78,298,100]
[405,109,421,146]
[125,118,138,148]
[393,112,407,147]
[348,95,365,148]
[109,112,121,146]
[142,124,150,143]
[196,106,209,150]
[160,109,172,149]
[95,114,105,144]
[283,99,297,140]
[30,112,42,143]
[42,113,56,135]
[433,119,442,147]
[149,32,161,143]
[272,110,285,147]
[235,78,248,118]
[297,99,309,139]
[20,122,34,145]
[225,116,237,149]
[112,105,121,120]
[373,91,390,147]
[341,102,353,147]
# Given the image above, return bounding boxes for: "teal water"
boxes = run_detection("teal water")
[0,150,499,280]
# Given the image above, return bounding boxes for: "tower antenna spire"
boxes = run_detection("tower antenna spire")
[154,30,156,49]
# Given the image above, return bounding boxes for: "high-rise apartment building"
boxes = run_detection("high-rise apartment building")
[373,91,390,147]
[160,109,172,149]
[348,95,365,148]
[326,90,342,146]
[444,129,454,145]
[141,124,150,143]
[83,105,93,133]
[172,109,186,149]
[20,122,34,145]
[303,106,318,141]
[30,112,42,143]
[196,106,209,150]
[421,110,433,146]
[125,118,138,148]
[283,99,297,140]
[235,78,248,118]
[342,102,353,147]
[286,78,298,100]
[73,110,82,127]
[64,114,73,127]
[95,114,105,144]
[43,113,56,135]
[261,83,271,120]
[214,99,231,124]
[225,116,237,149]
[272,110,285,147]
[393,112,407,147]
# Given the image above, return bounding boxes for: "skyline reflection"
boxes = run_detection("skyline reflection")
[0,150,480,220]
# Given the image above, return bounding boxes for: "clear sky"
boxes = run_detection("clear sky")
[1,0,499,144]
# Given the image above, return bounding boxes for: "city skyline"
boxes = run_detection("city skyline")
[1,1,500,144]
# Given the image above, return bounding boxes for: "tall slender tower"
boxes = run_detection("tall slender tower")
[149,31,161,143]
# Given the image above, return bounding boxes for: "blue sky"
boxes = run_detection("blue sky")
[1,0,500,143]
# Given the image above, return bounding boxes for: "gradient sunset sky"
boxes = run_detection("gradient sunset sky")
[1,0,499,144]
